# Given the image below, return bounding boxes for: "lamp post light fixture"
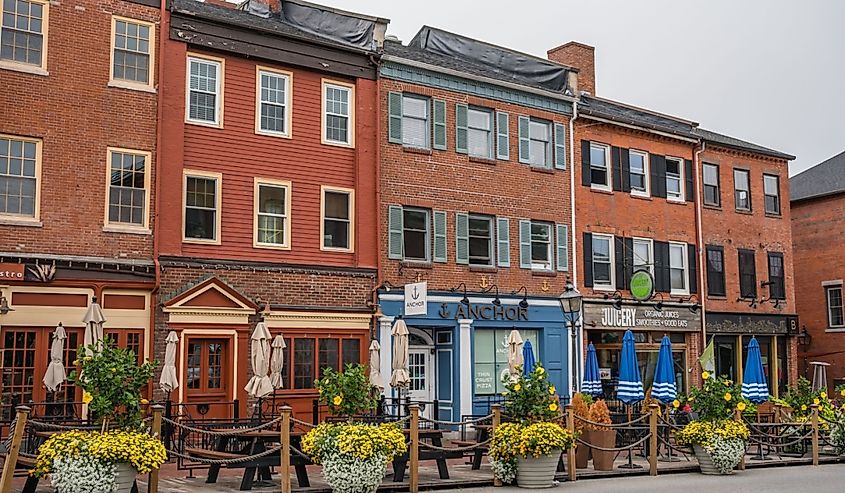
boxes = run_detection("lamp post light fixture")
[797,325,812,350]
[558,280,583,396]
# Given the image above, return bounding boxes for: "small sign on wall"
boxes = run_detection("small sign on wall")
[404,281,427,316]
[599,368,612,380]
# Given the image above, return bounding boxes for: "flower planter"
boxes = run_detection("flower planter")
[575,430,590,469]
[113,463,137,493]
[590,429,616,471]
[515,449,561,489]
[321,454,387,493]
[692,444,729,475]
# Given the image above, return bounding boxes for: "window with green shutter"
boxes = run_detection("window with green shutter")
[496,111,509,160]
[387,205,403,259]
[432,99,447,150]
[556,224,568,271]
[387,92,402,144]
[497,217,510,267]
[433,211,447,262]
[455,103,468,154]
[553,123,566,169]
[518,219,531,268]
[518,116,530,164]
[455,213,469,264]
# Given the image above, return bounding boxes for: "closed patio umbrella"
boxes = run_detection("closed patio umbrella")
[369,340,383,391]
[43,323,67,393]
[651,335,677,404]
[617,330,644,405]
[742,337,769,403]
[582,342,603,396]
[159,331,180,393]
[522,340,536,376]
[82,296,106,355]
[507,329,524,377]
[269,334,286,390]
[389,319,410,388]
[244,321,273,398]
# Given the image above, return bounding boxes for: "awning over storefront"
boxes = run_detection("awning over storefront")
[706,312,799,335]
[584,300,701,332]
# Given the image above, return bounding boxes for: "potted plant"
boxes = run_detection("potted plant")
[490,365,575,488]
[571,393,592,468]
[302,364,405,493]
[830,384,845,456]
[674,372,751,474]
[32,340,163,492]
[586,399,615,471]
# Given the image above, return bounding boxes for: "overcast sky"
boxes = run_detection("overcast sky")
[327,0,844,176]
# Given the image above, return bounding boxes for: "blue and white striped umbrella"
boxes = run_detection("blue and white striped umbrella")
[651,335,677,403]
[522,340,536,376]
[742,337,769,403]
[617,330,644,404]
[582,343,603,396]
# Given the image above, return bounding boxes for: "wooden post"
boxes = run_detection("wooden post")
[409,404,420,493]
[734,409,745,471]
[566,405,576,482]
[811,404,819,466]
[0,406,30,493]
[148,405,164,493]
[280,406,292,493]
[491,404,502,487]
[648,403,658,476]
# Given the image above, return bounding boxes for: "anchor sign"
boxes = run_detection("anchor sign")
[404,281,428,316]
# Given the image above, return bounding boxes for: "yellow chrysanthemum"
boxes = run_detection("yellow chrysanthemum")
[672,399,680,408]
[813,398,820,406]
[737,402,747,412]
[514,383,521,392]
[841,389,845,398]
[549,386,556,395]
[821,391,827,399]
[702,371,710,380]
[724,392,732,401]
[82,391,92,404]
[536,367,545,375]
[333,395,343,406]
[549,403,558,412]
[801,404,807,411]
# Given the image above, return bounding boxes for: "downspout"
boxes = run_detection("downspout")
[371,53,384,342]
[694,141,707,360]
[569,100,579,288]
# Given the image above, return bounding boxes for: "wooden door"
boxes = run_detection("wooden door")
[183,338,231,420]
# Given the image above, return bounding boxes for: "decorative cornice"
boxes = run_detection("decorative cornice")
[265,310,372,329]
[159,256,377,279]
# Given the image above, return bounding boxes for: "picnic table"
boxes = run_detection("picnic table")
[391,428,463,481]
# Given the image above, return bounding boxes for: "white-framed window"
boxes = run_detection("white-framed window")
[703,163,720,207]
[530,221,553,270]
[0,0,48,72]
[528,119,551,168]
[592,233,614,289]
[589,142,610,191]
[402,207,430,262]
[104,148,150,231]
[253,178,290,249]
[321,186,354,251]
[0,134,41,221]
[401,95,429,148]
[322,80,354,147]
[764,174,781,215]
[186,54,224,127]
[632,237,653,277]
[669,241,688,294]
[666,157,684,201]
[827,286,844,328]
[255,67,292,137]
[734,168,751,211]
[110,16,154,89]
[467,107,493,159]
[629,149,649,196]
[183,170,221,244]
[469,214,494,266]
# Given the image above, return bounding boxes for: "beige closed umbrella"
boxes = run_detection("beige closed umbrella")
[389,319,410,389]
[159,331,180,393]
[82,296,106,355]
[244,321,273,398]
[507,329,524,378]
[269,334,286,389]
[368,340,383,391]
[43,323,67,392]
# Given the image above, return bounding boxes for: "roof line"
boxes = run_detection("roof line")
[790,188,845,203]
[791,149,845,180]
[285,0,389,23]
[580,114,698,143]
[587,95,699,126]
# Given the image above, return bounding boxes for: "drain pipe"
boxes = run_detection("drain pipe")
[694,141,708,361]
[568,99,582,397]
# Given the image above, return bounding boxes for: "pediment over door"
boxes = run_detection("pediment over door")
[162,276,257,325]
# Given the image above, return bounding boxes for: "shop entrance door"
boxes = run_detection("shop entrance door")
[408,348,434,419]
[184,338,232,420]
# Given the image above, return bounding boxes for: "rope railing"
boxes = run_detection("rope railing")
[575,433,651,453]
[161,416,283,437]
[573,412,651,428]
[655,431,694,455]
[167,444,283,465]
[418,414,494,427]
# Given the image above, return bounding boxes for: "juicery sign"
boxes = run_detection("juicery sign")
[585,303,698,331]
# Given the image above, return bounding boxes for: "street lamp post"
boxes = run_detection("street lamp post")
[558,280,583,397]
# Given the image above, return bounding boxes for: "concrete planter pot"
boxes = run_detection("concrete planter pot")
[575,430,591,469]
[590,429,617,471]
[516,449,562,488]
[113,463,137,493]
[693,444,734,475]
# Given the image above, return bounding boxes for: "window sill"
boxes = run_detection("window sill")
[825,327,845,333]
[402,146,432,155]
[401,261,432,269]
[765,212,783,219]
[469,156,496,165]
[107,80,157,94]
[103,225,151,235]
[735,209,753,215]
[589,186,613,195]
[0,217,42,227]
[530,166,555,175]
[666,198,687,206]
[186,119,223,129]
[531,270,557,278]
[630,194,652,201]
[469,265,497,273]
[322,139,355,149]
[706,295,728,300]
[321,246,354,253]
[592,285,615,292]
[670,290,690,297]
[0,61,48,77]
[703,204,722,211]
[183,238,221,245]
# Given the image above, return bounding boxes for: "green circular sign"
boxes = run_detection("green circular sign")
[630,270,655,301]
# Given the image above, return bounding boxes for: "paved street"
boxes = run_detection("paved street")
[455,465,845,493]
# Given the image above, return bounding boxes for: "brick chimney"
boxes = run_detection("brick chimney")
[547,41,595,96]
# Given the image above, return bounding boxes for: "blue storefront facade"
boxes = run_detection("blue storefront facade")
[377,291,579,421]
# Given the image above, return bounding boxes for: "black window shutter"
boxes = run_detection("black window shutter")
[611,146,623,192]
[651,155,667,198]
[654,241,670,293]
[688,243,697,294]
[685,159,694,202]
[621,148,631,192]
[624,237,634,289]
[581,140,591,187]
[615,235,626,289]
[583,232,594,287]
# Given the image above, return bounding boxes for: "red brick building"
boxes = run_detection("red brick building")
[155,0,386,419]
[376,27,577,420]
[791,150,845,391]
[0,0,160,419]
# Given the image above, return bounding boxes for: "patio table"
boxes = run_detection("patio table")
[391,428,463,481]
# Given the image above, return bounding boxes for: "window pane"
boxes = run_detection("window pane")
[403,117,428,148]
[704,164,718,186]
[764,175,778,195]
[0,137,37,217]
[319,338,339,376]
[258,185,285,215]
[629,152,645,173]
[323,191,350,249]
[590,145,606,166]
[468,128,491,158]
[403,97,426,118]
[633,240,651,271]
[666,159,680,174]
[342,339,360,368]
[592,237,610,261]
[324,191,349,220]
[294,338,315,389]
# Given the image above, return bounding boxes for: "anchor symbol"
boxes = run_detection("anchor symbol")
[412,286,420,300]
[541,280,550,292]
[438,303,450,318]
[480,276,489,289]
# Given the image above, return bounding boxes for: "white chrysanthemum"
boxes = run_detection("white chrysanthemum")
[704,436,746,474]
[50,456,116,493]
[489,457,517,484]
[320,450,387,493]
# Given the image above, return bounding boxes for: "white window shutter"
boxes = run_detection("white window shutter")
[455,213,469,264]
[496,111,509,160]
[388,205,403,259]
[388,92,403,144]
[433,211,447,262]
[518,116,531,164]
[497,217,510,267]
[519,220,531,268]
[556,224,569,271]
[432,100,447,150]
[554,122,567,170]
[455,104,468,154]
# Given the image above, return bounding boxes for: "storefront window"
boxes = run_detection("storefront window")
[474,329,538,395]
